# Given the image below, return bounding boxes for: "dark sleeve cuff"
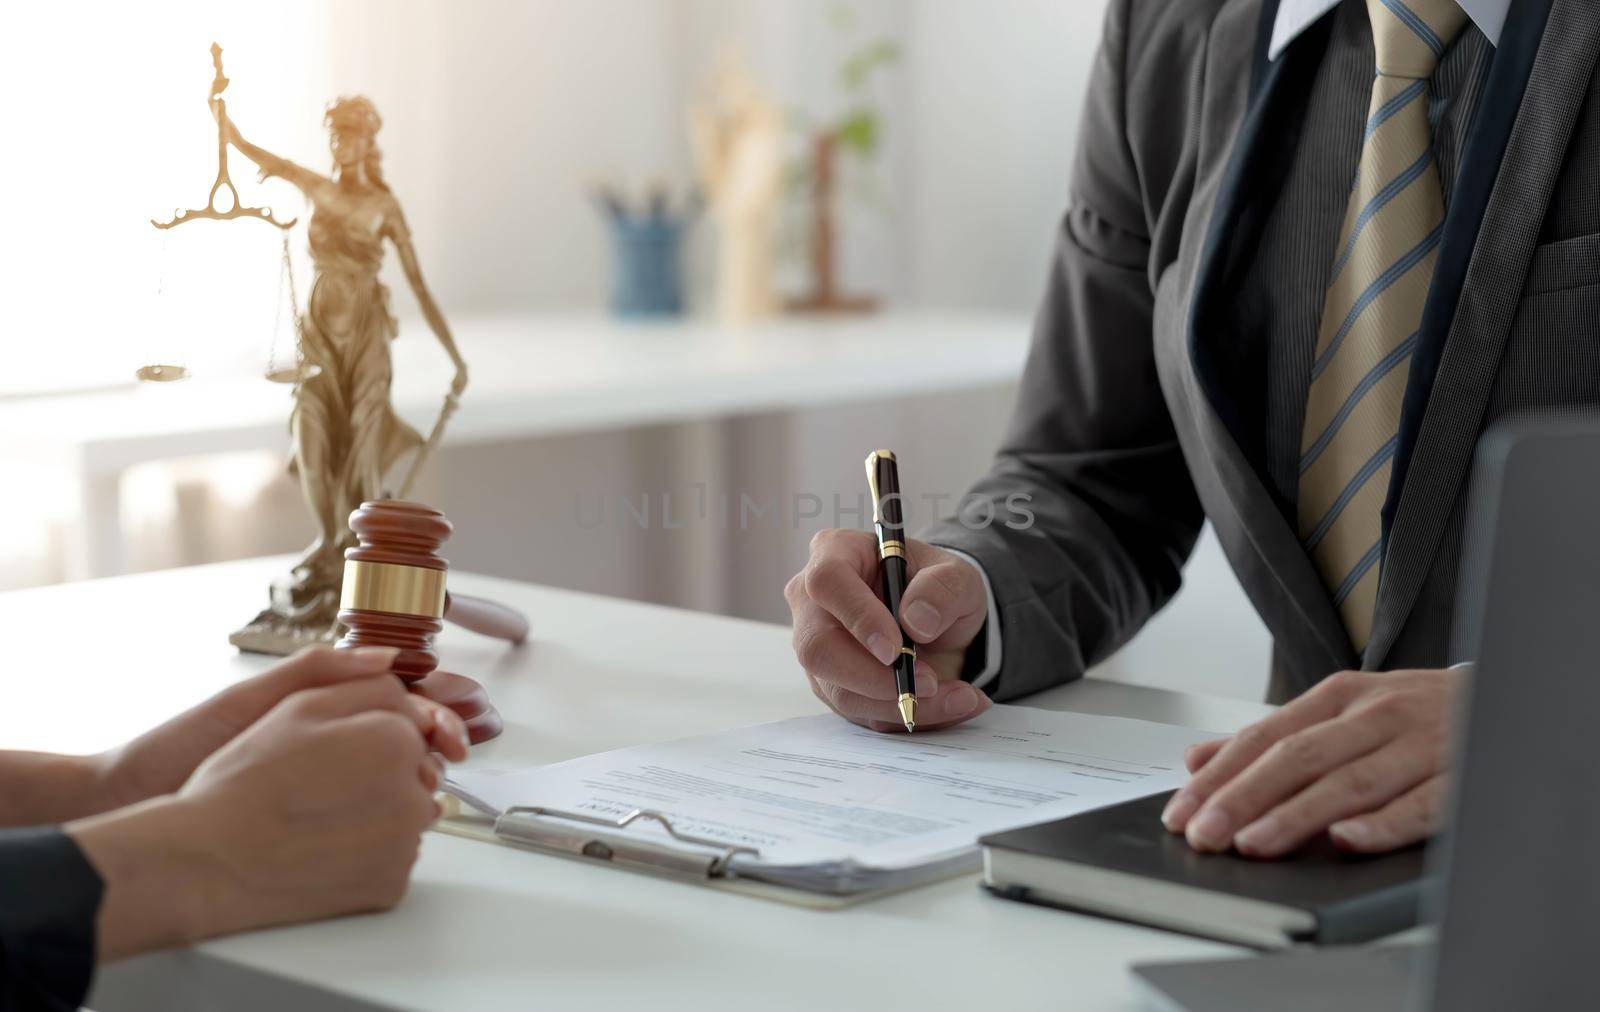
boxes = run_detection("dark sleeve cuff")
[960,618,991,684]
[1,827,104,1012]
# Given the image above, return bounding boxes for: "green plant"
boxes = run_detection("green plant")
[829,6,901,160]
[779,1,901,262]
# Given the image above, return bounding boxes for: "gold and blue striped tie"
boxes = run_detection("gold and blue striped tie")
[1298,0,1467,651]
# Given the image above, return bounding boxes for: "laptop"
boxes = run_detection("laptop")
[1131,417,1600,1011]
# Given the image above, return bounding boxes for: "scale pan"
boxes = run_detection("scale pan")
[136,363,190,383]
[264,363,322,384]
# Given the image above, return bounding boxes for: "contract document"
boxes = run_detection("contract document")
[447,705,1222,895]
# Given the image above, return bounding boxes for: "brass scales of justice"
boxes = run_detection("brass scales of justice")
[143,43,523,742]
[145,43,301,383]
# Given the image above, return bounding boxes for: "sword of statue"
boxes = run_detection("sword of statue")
[397,389,460,500]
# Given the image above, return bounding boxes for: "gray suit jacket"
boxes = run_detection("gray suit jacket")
[927,0,1600,704]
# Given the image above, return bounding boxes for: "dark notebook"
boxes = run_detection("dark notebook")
[980,790,1428,949]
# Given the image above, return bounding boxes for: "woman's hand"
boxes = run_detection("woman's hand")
[68,673,453,959]
[1161,668,1463,857]
[99,647,468,812]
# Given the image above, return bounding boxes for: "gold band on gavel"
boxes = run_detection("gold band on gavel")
[878,540,907,560]
[340,560,447,618]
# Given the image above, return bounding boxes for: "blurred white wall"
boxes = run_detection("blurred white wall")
[900,1,1109,309]
[0,1,1109,347]
[237,0,1110,317]
[321,0,698,311]
[1,0,1271,700]
[0,1,333,390]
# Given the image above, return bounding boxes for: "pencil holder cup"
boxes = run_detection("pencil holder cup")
[609,218,686,317]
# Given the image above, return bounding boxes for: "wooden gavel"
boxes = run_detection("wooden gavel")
[335,500,525,743]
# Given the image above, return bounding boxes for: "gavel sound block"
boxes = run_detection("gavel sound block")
[336,500,527,744]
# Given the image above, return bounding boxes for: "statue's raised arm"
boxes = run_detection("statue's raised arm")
[215,101,329,197]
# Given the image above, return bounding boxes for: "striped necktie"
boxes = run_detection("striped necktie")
[1298,0,1468,652]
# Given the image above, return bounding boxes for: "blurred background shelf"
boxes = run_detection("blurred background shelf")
[6,312,1030,469]
[2,311,1029,580]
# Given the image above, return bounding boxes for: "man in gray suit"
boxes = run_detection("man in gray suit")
[787,0,1599,857]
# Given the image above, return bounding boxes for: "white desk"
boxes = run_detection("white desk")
[0,560,1272,1011]
[0,313,1027,580]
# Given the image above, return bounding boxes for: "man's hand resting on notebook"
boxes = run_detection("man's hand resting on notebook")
[1161,667,1463,858]
[786,529,992,732]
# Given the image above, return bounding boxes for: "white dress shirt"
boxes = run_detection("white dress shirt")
[1270,0,1509,60]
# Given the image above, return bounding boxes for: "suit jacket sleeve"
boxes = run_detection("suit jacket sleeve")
[1,827,103,1012]
[924,0,1204,701]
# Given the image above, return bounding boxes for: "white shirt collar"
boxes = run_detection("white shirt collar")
[1269,0,1511,60]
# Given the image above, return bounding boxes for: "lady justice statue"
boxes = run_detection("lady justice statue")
[219,87,469,652]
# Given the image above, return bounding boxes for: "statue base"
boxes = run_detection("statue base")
[230,553,345,656]
[228,611,341,656]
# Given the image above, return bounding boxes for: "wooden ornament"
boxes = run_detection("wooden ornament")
[336,499,508,744]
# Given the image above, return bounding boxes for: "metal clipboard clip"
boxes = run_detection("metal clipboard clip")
[441,780,760,879]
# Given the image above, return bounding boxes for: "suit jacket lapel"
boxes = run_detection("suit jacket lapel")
[1187,0,1357,675]
[1368,0,1598,665]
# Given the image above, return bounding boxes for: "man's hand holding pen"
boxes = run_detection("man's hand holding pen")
[786,529,993,733]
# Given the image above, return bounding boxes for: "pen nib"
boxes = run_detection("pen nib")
[897,693,917,734]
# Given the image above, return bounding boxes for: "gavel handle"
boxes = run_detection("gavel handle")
[443,592,530,644]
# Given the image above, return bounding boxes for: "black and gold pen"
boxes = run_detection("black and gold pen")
[865,449,917,732]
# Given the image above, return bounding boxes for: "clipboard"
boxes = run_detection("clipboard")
[433,782,974,910]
